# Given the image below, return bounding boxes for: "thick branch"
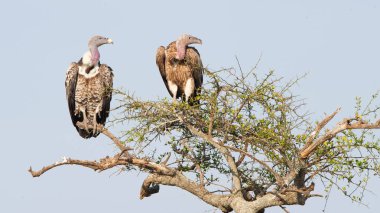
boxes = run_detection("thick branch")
[29,154,129,177]
[231,184,316,213]
[140,172,232,212]
[29,152,175,177]
[29,125,176,177]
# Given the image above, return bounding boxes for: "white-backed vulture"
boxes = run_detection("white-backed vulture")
[65,35,114,138]
[156,34,203,105]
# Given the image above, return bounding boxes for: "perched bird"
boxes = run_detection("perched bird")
[156,34,203,105]
[65,35,114,138]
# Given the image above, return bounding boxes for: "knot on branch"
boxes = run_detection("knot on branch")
[281,182,315,197]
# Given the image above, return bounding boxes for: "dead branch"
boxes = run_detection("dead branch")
[29,154,129,177]
[302,108,341,151]
[29,150,175,177]
[300,116,380,158]
[29,124,176,177]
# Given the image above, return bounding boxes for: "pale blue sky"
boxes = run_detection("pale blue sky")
[1,0,379,212]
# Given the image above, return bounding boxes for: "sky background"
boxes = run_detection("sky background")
[1,0,380,212]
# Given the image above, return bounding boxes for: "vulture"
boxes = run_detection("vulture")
[156,34,203,105]
[65,35,114,138]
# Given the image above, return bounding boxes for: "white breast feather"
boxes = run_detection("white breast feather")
[79,66,100,78]
[82,51,92,65]
[78,51,100,78]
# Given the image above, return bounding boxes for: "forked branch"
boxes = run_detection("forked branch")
[29,126,175,177]
[29,154,130,177]
[302,107,341,150]
[300,110,380,158]
[29,150,175,177]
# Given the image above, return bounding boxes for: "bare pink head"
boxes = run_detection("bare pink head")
[88,35,113,65]
[175,34,202,60]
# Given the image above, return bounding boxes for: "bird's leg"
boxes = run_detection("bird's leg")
[168,80,178,103]
[184,78,195,103]
[76,107,89,133]
[92,115,98,135]
[92,104,102,135]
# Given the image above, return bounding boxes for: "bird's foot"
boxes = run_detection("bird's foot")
[172,96,180,106]
[76,121,90,133]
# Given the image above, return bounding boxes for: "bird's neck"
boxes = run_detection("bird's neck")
[83,45,100,66]
[81,50,99,74]
[176,40,186,60]
[82,48,99,66]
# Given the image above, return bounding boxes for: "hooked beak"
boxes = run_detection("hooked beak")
[195,38,202,45]
[107,38,114,44]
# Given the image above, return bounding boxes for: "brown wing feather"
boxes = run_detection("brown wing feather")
[156,46,173,97]
[97,64,113,125]
[65,63,81,127]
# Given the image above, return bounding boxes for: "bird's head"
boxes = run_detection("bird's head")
[176,34,202,60]
[87,35,113,65]
[88,35,113,48]
[178,34,202,46]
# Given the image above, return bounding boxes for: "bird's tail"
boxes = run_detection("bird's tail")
[76,127,94,139]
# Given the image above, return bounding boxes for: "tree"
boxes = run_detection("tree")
[29,66,380,213]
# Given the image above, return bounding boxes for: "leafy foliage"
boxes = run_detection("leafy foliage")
[111,67,380,205]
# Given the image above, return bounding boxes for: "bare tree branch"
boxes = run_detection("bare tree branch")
[29,152,176,177]
[140,173,233,213]
[301,108,341,151]
[300,117,380,159]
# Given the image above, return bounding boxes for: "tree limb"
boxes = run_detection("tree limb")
[100,126,132,152]
[140,172,233,212]
[29,151,176,177]
[301,108,341,151]
[222,144,284,187]
[183,121,243,195]
[300,117,380,158]
[29,154,129,177]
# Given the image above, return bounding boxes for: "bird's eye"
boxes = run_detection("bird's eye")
[188,36,191,39]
